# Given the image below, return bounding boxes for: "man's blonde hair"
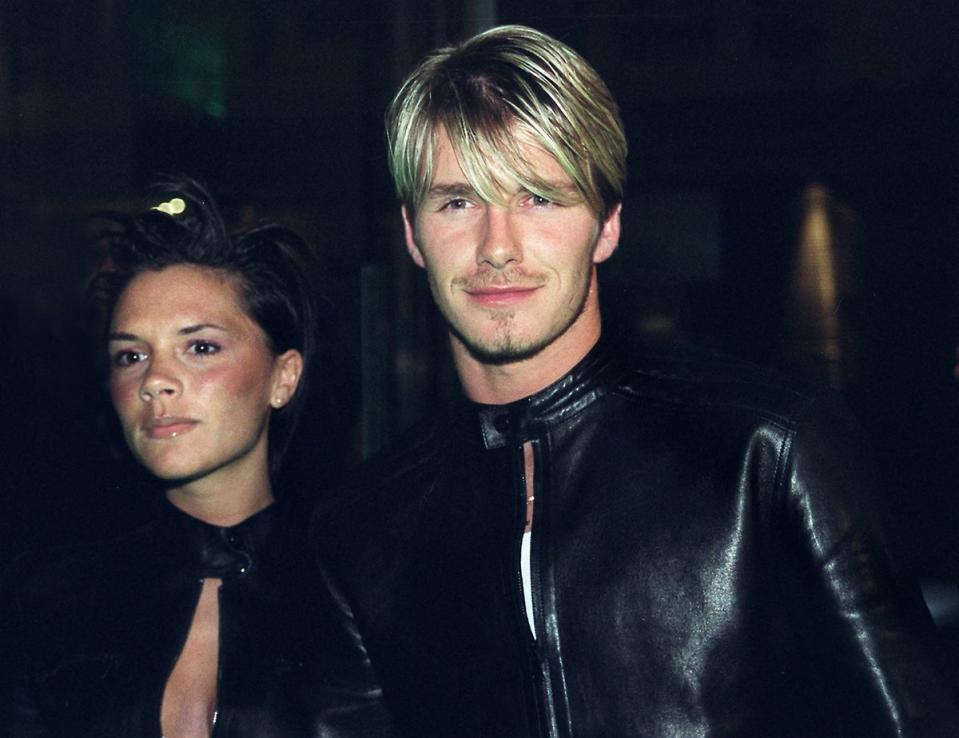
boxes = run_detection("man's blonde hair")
[387,25,627,218]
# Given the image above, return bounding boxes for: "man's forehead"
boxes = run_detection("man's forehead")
[429,125,574,192]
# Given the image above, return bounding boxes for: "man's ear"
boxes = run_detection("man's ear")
[270,349,304,409]
[401,205,426,268]
[593,202,622,264]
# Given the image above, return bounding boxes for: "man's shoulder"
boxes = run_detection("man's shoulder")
[357,412,452,488]
[313,413,453,535]
[312,412,461,584]
[610,340,826,430]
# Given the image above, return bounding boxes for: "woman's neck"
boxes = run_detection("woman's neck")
[166,472,275,527]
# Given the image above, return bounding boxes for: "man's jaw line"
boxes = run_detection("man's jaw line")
[449,306,602,405]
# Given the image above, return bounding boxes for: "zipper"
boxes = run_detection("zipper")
[512,440,549,738]
[525,437,571,738]
[515,441,535,638]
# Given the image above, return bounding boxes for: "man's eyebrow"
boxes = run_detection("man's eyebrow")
[519,181,580,195]
[426,183,477,198]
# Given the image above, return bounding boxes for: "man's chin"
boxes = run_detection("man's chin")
[453,328,551,366]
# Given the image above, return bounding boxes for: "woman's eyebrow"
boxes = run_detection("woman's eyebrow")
[179,323,228,335]
[107,323,229,342]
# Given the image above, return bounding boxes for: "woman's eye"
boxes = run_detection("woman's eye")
[530,194,552,206]
[188,340,221,356]
[112,350,144,368]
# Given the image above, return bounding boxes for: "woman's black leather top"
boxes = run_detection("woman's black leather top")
[1,498,393,737]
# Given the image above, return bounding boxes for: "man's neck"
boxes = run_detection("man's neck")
[453,316,602,406]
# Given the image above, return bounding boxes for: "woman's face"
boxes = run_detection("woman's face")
[107,264,301,489]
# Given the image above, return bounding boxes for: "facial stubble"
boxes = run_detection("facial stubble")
[434,259,595,367]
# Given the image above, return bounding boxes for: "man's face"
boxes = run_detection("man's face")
[403,128,620,365]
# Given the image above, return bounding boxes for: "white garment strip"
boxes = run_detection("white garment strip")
[521,530,536,638]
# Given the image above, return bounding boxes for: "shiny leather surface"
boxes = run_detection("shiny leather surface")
[1,499,393,737]
[315,338,959,737]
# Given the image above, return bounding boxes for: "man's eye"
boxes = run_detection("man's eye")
[112,350,144,368]
[443,198,470,210]
[188,340,221,356]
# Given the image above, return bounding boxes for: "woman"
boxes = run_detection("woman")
[0,180,392,737]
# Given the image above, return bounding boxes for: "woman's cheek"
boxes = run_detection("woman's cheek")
[195,364,256,400]
[194,365,227,395]
[109,377,138,413]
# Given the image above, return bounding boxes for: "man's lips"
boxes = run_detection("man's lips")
[464,285,540,307]
[143,417,199,439]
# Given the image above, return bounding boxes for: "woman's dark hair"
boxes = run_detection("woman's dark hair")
[91,177,318,479]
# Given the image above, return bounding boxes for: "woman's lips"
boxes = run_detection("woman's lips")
[144,418,199,439]
[465,286,540,307]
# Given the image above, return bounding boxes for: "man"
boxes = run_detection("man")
[316,25,958,737]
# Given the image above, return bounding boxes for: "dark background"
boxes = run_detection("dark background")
[1,2,957,597]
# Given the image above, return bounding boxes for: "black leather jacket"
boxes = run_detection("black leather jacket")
[315,339,958,737]
[1,498,393,737]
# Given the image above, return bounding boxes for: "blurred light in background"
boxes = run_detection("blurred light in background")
[153,197,186,215]
[783,183,844,387]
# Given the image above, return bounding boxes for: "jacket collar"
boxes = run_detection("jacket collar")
[470,335,623,450]
[156,498,279,580]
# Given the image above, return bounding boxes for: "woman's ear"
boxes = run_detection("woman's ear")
[270,349,304,409]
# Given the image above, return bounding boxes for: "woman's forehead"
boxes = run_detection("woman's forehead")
[111,265,249,332]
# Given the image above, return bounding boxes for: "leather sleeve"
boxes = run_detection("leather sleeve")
[784,394,959,735]
[307,561,398,738]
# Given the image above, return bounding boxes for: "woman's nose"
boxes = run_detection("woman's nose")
[139,359,181,402]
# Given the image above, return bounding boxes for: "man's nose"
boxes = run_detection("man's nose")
[476,206,522,269]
